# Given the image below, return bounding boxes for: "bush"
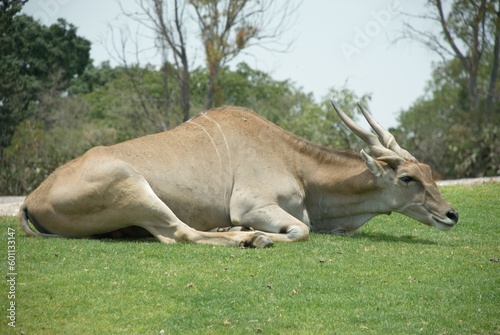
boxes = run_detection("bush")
[450,124,500,178]
[0,121,119,195]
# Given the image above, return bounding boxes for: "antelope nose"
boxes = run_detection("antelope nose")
[446,210,459,223]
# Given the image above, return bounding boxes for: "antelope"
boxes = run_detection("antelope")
[19,102,458,247]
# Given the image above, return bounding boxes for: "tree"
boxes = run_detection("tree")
[0,93,120,195]
[1,1,34,153]
[0,13,91,154]
[190,0,296,109]
[119,0,297,121]
[187,62,373,151]
[394,0,500,178]
[280,86,372,150]
[486,1,500,121]
[76,63,185,138]
[395,58,500,178]
[68,61,121,95]
[121,0,191,122]
[1,13,93,194]
[201,62,294,122]
[399,0,499,128]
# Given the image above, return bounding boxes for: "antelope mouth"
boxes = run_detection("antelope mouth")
[432,216,456,230]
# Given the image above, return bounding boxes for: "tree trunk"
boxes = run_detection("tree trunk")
[205,63,220,110]
[205,73,215,110]
[469,68,480,114]
[486,2,500,123]
[180,66,190,122]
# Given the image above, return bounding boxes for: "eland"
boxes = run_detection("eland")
[19,102,458,247]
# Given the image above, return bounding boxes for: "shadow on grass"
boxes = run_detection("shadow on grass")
[91,225,158,244]
[351,231,439,246]
[95,237,158,244]
[92,230,440,246]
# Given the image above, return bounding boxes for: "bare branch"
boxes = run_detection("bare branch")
[393,0,499,121]
[434,0,469,70]
[398,10,441,22]
[397,21,454,62]
[189,0,299,108]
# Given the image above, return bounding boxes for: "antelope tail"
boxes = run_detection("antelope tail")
[19,206,60,238]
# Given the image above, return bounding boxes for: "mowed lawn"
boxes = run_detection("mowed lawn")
[1,184,499,334]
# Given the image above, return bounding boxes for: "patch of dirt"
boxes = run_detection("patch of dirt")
[0,197,25,217]
[436,176,500,186]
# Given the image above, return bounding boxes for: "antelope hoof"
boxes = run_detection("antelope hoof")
[240,233,273,248]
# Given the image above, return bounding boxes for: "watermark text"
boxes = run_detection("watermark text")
[6,228,16,328]
[339,0,401,63]
[29,0,72,25]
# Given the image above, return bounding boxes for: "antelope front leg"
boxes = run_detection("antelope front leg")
[132,197,273,248]
[231,204,310,243]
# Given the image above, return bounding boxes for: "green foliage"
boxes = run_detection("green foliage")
[11,3,500,194]
[217,62,294,122]
[448,123,500,177]
[396,58,500,179]
[68,61,121,95]
[280,86,371,150]
[0,95,117,195]
[77,64,178,138]
[1,184,498,334]
[189,0,272,108]
[396,0,500,178]
[1,120,47,195]
[3,4,499,196]
[0,13,91,152]
[1,56,369,195]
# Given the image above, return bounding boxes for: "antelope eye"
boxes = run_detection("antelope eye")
[399,176,415,183]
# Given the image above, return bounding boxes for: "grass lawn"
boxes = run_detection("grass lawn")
[1,184,499,334]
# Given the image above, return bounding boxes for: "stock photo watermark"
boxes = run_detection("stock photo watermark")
[29,0,72,25]
[6,228,17,328]
[339,0,401,63]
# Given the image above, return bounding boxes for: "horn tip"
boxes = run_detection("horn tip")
[357,102,371,115]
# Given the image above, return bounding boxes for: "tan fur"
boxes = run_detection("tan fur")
[18,106,458,247]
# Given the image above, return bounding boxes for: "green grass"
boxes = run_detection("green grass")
[1,184,499,334]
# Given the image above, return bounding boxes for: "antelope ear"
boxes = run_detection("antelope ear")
[376,155,405,169]
[360,150,384,177]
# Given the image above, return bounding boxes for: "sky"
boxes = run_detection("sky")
[22,0,443,129]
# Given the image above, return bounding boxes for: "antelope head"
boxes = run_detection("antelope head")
[330,101,459,231]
